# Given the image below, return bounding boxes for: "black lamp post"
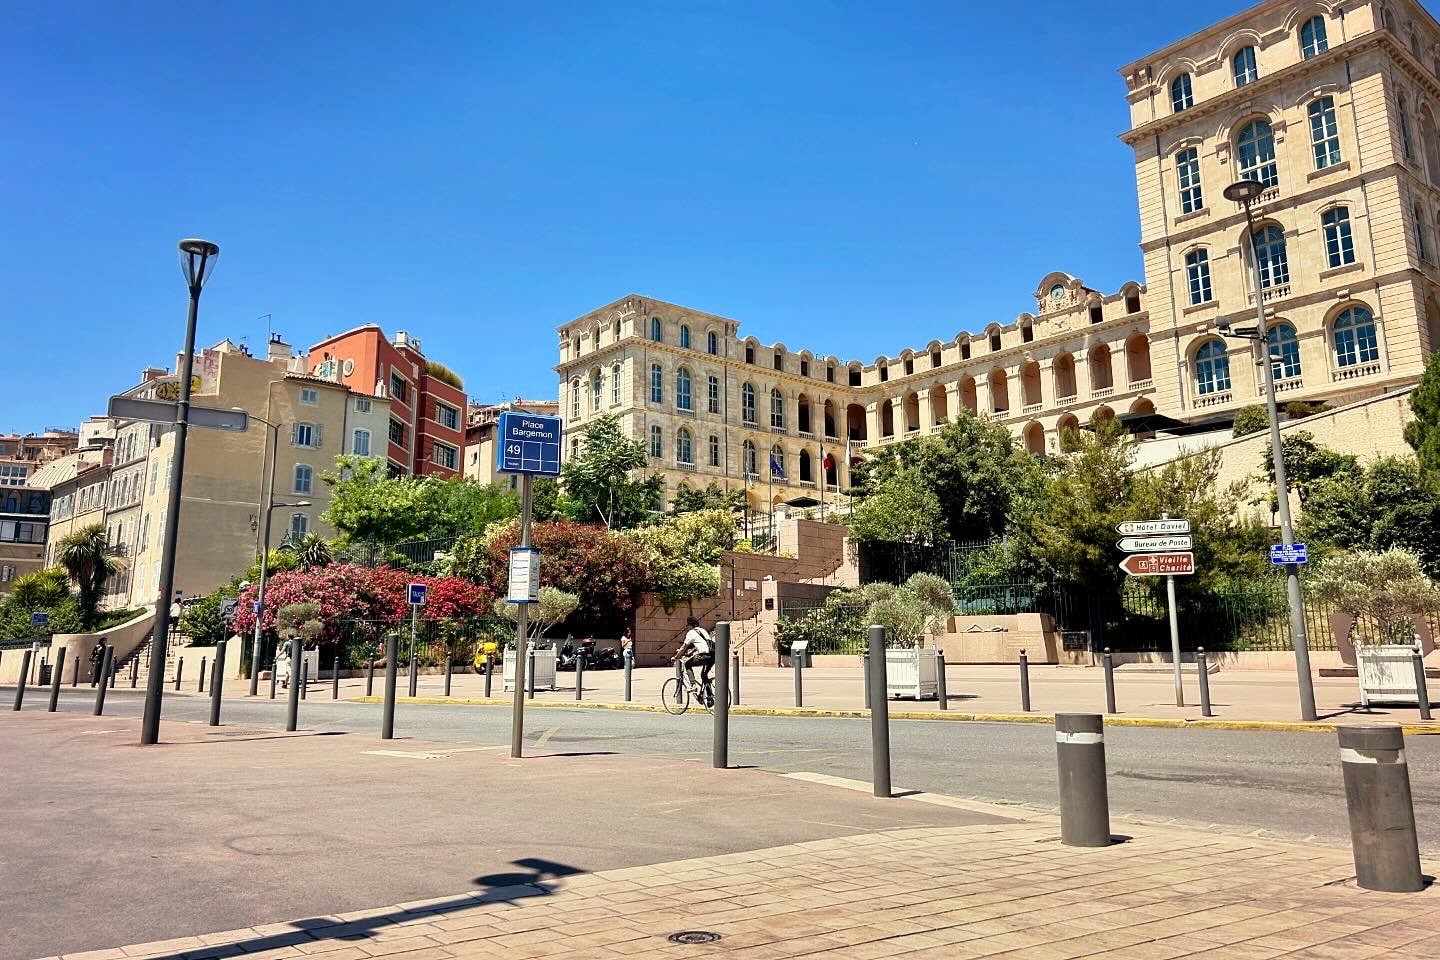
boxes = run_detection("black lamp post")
[140,239,219,745]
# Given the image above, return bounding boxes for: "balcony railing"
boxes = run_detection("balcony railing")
[1089,386,1115,400]
[1056,391,1078,403]
[1263,376,1305,395]
[1194,390,1233,409]
[1333,361,1382,382]
[1247,283,1290,304]
[1128,378,1153,392]
[1021,402,1043,415]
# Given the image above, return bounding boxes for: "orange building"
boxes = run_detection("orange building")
[306,326,467,477]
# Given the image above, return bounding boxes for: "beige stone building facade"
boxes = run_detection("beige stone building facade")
[556,0,1440,507]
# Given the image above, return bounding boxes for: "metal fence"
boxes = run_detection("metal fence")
[343,536,461,572]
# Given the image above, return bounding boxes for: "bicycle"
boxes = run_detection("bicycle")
[661,660,726,715]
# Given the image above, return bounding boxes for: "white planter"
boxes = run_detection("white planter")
[503,645,557,692]
[885,647,938,700]
[1356,644,1420,706]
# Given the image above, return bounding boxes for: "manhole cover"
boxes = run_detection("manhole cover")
[667,931,722,945]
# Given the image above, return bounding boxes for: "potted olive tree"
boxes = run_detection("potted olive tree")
[1310,549,1440,706]
[494,587,579,693]
[865,574,957,701]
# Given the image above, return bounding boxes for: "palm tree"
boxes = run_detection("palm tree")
[57,524,121,629]
[296,533,333,570]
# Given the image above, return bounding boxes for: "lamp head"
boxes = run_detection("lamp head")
[178,238,220,291]
[1223,179,1265,204]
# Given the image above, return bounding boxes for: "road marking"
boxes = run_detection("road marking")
[362,750,451,760]
[535,726,561,748]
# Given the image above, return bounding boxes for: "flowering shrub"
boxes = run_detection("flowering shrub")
[481,520,648,633]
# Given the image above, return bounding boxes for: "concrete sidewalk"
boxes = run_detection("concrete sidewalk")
[223,663,1439,730]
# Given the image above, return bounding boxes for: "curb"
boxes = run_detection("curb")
[343,696,1440,734]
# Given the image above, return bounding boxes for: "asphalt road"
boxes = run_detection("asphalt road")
[29,687,1440,853]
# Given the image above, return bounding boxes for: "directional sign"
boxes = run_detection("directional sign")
[408,582,428,606]
[1270,543,1309,565]
[1119,552,1195,577]
[30,612,48,628]
[496,412,563,476]
[1117,535,1192,553]
[107,395,250,432]
[1116,519,1191,536]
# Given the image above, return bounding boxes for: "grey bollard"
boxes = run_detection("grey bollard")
[366,657,375,698]
[198,656,207,693]
[407,650,418,698]
[1197,648,1214,718]
[793,653,803,708]
[93,647,115,716]
[673,658,683,705]
[381,633,399,739]
[867,625,891,798]
[575,655,584,700]
[285,638,302,732]
[1055,713,1111,847]
[1338,725,1423,892]
[174,659,184,691]
[131,657,138,688]
[731,651,741,706]
[622,651,631,702]
[1412,648,1431,722]
[332,657,341,700]
[300,659,308,699]
[443,654,452,697]
[527,645,537,700]
[269,659,277,700]
[208,638,226,727]
[1020,649,1032,712]
[110,659,117,688]
[484,658,494,698]
[863,653,871,709]
[1102,648,1117,714]
[72,657,79,687]
[713,622,731,769]
[934,649,947,710]
[48,648,67,712]
[13,649,33,710]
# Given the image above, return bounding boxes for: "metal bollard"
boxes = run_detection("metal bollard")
[1197,648,1213,718]
[527,645,537,700]
[863,653,871,710]
[332,657,341,700]
[93,647,115,716]
[713,622,731,769]
[731,651,741,706]
[110,659,116,688]
[934,649,948,710]
[793,652,803,708]
[131,657,138,687]
[485,658,494,698]
[1338,725,1423,892]
[1412,647,1431,722]
[381,633,399,740]
[366,657,375,697]
[1055,713,1111,847]
[269,659,277,700]
[1102,648,1117,714]
[1020,649,1032,712]
[13,649,33,710]
[301,659,308,700]
[673,658,683,705]
[622,651,631,702]
[867,626,891,798]
[72,657,80,687]
[174,659,184,691]
[575,655,584,701]
[208,638,226,727]
[48,648,67,712]
[198,657,207,693]
[443,654,452,697]
[408,650,418,698]
[285,638,302,732]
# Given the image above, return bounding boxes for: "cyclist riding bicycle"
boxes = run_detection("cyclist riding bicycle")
[673,617,714,702]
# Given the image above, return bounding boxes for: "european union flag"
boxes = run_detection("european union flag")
[769,452,785,479]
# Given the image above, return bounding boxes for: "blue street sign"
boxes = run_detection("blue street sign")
[30,612,48,628]
[1270,543,1309,565]
[495,411,563,476]
[408,582,428,606]
[251,601,262,613]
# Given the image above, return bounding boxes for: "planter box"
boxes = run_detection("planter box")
[503,646,557,692]
[886,648,938,700]
[1356,645,1420,706]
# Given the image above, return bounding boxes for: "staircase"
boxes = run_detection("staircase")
[113,634,183,688]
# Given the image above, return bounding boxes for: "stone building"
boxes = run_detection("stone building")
[555,0,1440,508]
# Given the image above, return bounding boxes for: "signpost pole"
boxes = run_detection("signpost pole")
[510,474,533,759]
[1161,515,1183,708]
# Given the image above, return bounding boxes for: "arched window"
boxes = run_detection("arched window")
[988,328,1002,352]
[649,317,662,342]
[1171,73,1193,112]
[1237,118,1278,187]
[741,383,757,424]
[1301,16,1328,59]
[1399,92,1414,161]
[799,449,813,483]
[611,362,622,405]
[1185,249,1213,304]
[1334,307,1380,368]
[1322,207,1356,267]
[1308,97,1341,169]
[708,434,720,468]
[1176,148,1203,213]
[570,378,581,419]
[591,373,602,412]
[650,363,664,403]
[770,388,786,429]
[742,440,757,477]
[707,374,720,413]
[1251,224,1289,289]
[676,367,692,410]
[649,425,663,459]
[770,446,785,479]
[1269,323,1302,381]
[707,331,718,355]
[1416,202,1431,261]
[1233,45,1258,87]
[676,428,693,465]
[1195,340,1232,396]
[680,324,691,349]
[744,343,755,364]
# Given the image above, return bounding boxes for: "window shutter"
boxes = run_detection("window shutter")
[314,424,324,449]
[290,422,299,446]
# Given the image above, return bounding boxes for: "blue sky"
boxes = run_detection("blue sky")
[2,0,1259,430]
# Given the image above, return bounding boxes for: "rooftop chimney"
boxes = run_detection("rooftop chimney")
[267,332,292,363]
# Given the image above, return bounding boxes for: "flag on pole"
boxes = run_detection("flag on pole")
[822,451,835,473]
[845,437,854,464]
[769,451,785,480]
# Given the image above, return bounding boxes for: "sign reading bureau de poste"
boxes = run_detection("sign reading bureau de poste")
[495,412,563,477]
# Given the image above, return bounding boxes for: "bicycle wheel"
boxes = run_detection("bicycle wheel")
[660,677,690,715]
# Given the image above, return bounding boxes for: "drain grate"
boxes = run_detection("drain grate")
[667,931,722,945]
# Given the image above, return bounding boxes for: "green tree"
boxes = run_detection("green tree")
[1405,351,1440,474]
[276,602,324,646]
[57,523,121,628]
[1231,405,1269,438]
[560,414,662,529]
[493,587,580,640]
[847,467,945,544]
[670,481,745,515]
[7,568,69,610]
[322,455,518,543]
[296,533,334,570]
[1310,549,1440,645]
[626,508,737,609]
[1301,456,1440,576]
[1261,430,1358,503]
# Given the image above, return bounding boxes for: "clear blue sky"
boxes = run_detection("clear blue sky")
[1,0,1257,431]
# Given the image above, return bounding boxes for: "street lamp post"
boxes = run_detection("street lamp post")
[245,411,279,696]
[1221,179,1318,722]
[141,239,219,745]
